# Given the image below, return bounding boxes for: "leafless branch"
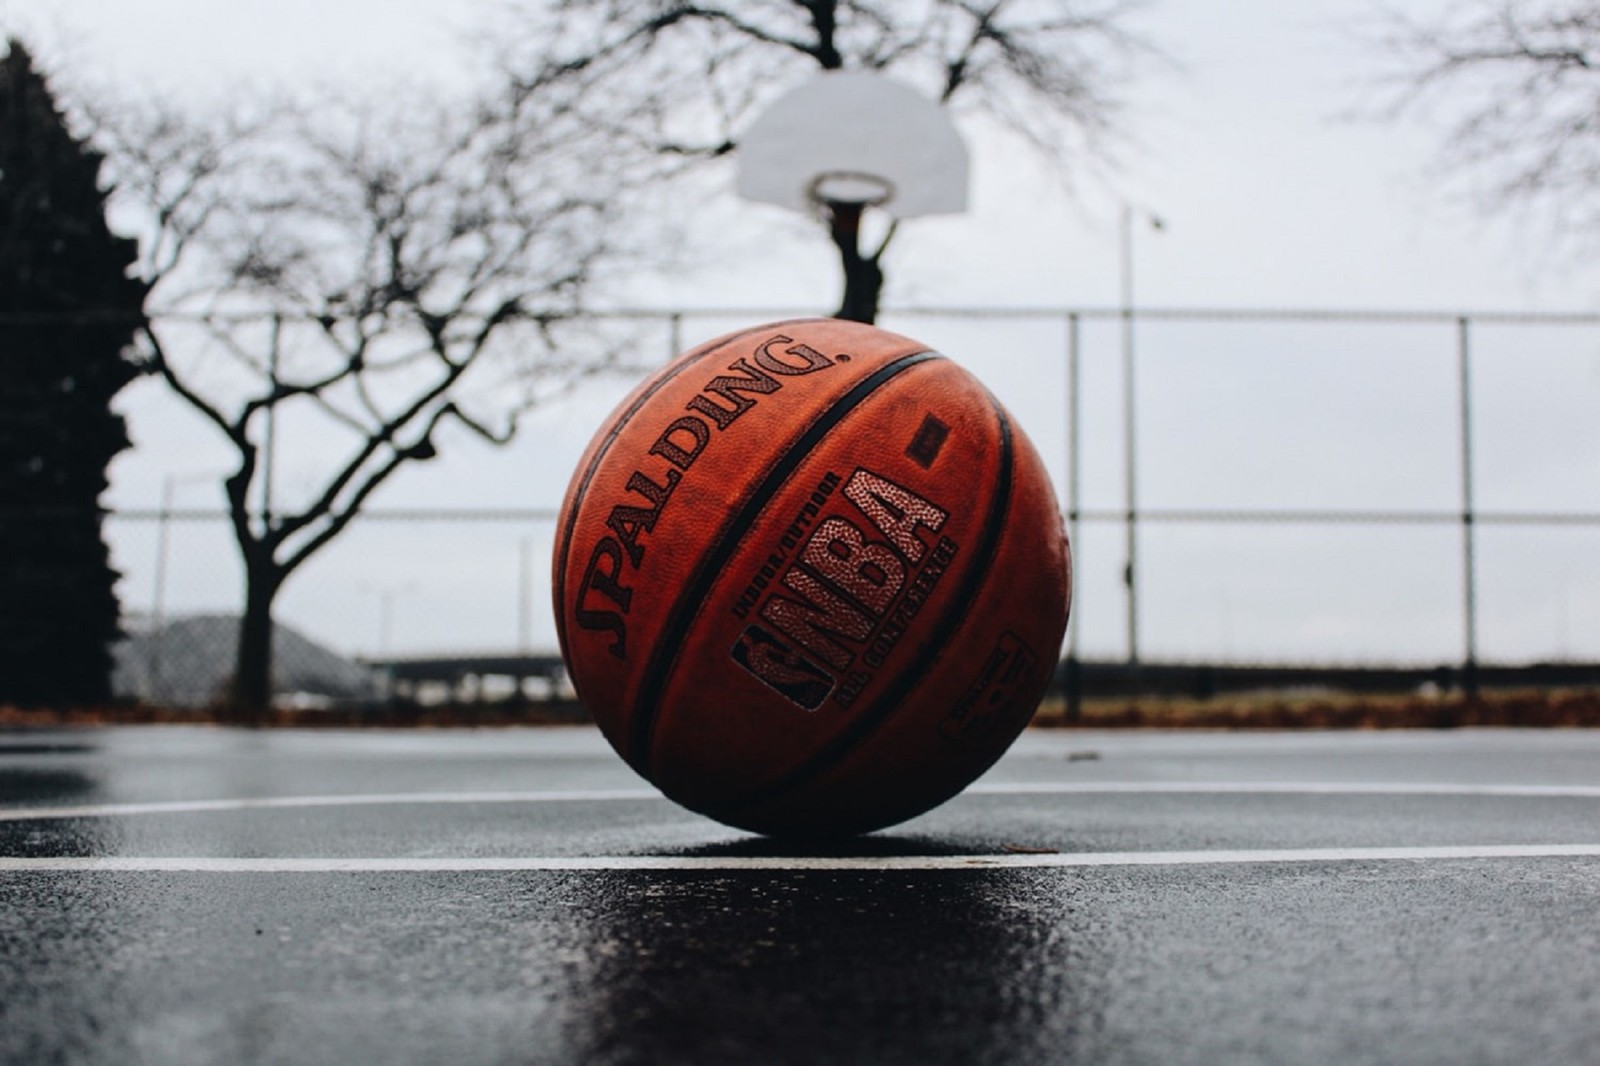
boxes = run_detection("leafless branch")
[1362,0,1600,243]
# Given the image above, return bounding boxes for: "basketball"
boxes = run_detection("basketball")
[553,318,1071,836]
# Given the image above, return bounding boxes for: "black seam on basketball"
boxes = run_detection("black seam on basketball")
[719,394,1016,825]
[553,318,830,667]
[627,349,944,774]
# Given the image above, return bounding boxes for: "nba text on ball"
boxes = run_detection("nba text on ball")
[735,469,958,711]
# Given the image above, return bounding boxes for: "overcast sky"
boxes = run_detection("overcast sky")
[11,0,1600,309]
[7,0,1599,667]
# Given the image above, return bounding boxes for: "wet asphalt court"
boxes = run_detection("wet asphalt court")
[2,726,1598,1065]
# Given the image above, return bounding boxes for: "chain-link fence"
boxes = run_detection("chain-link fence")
[106,508,564,708]
[11,305,1600,710]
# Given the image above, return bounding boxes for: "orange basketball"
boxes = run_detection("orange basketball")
[553,318,1071,836]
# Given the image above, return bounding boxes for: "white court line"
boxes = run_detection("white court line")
[971,782,1600,797]
[4,781,1600,822]
[3,844,1600,874]
[0,788,663,822]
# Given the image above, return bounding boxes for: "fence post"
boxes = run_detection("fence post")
[1122,300,1140,665]
[149,477,175,703]
[1457,316,1479,695]
[1065,312,1082,721]
[264,311,282,535]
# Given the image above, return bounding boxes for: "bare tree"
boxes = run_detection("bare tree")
[90,81,656,717]
[499,0,1159,321]
[1366,0,1600,244]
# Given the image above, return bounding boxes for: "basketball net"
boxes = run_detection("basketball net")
[810,172,894,246]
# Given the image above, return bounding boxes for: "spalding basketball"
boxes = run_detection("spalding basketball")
[553,318,1070,836]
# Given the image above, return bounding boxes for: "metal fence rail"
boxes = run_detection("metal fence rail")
[10,304,1600,706]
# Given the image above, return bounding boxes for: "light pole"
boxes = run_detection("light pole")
[367,582,419,660]
[1120,203,1164,666]
[357,580,415,702]
[148,471,222,702]
[518,536,534,654]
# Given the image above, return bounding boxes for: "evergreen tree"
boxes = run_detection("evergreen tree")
[0,39,146,706]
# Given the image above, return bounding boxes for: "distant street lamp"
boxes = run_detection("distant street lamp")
[148,471,222,702]
[361,581,419,660]
[1120,202,1165,666]
[519,536,535,654]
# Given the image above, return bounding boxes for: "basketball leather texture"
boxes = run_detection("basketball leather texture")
[553,318,1071,836]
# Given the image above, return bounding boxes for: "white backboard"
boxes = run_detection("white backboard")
[737,70,969,219]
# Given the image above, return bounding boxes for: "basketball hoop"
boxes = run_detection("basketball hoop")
[807,171,896,211]
[736,71,968,323]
